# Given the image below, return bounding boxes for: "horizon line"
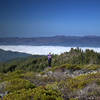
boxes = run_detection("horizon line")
[0,35,100,38]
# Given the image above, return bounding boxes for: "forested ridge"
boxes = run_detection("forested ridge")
[0,49,32,62]
[0,48,100,73]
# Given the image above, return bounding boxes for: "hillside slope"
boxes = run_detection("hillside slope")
[0,48,100,99]
[0,64,100,100]
[0,49,32,62]
[0,48,100,73]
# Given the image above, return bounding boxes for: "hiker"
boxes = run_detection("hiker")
[48,52,52,67]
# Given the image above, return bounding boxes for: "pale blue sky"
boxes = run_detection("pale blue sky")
[0,0,100,37]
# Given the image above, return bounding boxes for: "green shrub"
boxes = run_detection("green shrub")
[5,78,35,92]
[3,86,63,100]
[69,98,79,100]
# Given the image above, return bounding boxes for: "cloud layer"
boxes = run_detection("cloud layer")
[0,45,100,55]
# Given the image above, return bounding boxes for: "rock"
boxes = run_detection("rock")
[0,91,8,98]
[0,82,6,93]
[36,74,41,77]
[46,71,53,76]
[0,82,8,98]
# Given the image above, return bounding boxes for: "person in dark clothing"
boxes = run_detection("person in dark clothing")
[48,53,52,67]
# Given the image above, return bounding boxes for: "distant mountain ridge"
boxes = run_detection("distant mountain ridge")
[0,36,100,47]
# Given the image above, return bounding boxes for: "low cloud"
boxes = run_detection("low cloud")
[0,45,100,55]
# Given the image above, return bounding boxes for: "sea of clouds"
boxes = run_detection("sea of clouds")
[0,45,100,55]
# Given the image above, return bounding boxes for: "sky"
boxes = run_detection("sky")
[0,0,100,37]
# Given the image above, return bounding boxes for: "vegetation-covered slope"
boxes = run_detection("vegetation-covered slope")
[1,65,100,100]
[0,49,32,62]
[0,48,100,100]
[0,48,100,73]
